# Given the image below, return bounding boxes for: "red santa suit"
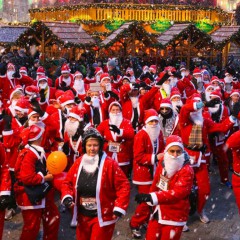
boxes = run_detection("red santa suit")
[61,152,130,240]
[131,109,164,230]
[73,71,90,102]
[145,136,194,240]
[179,95,235,214]
[14,129,59,240]
[55,64,74,89]
[226,130,240,214]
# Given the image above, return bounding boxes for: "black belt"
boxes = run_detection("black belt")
[184,144,206,153]
[234,171,240,177]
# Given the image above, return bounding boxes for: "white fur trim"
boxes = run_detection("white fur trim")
[37,172,45,183]
[100,76,111,83]
[170,94,181,100]
[193,102,198,111]
[0,191,11,196]
[165,142,184,152]
[14,106,28,113]
[2,130,13,136]
[61,99,75,107]
[150,192,158,206]
[132,180,153,185]
[209,94,221,99]
[113,206,126,216]
[40,112,48,121]
[28,110,38,119]
[230,92,240,97]
[145,116,159,124]
[29,128,44,142]
[151,154,156,165]
[61,194,73,204]
[68,112,81,121]
[61,70,70,73]
[160,103,173,109]
[229,116,236,123]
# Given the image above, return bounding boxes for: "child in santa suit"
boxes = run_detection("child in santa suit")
[135,135,194,240]
[61,127,130,240]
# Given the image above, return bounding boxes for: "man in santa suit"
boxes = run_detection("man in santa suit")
[130,109,164,239]
[14,124,59,239]
[55,63,74,91]
[84,67,103,84]
[24,85,39,99]
[73,71,89,102]
[135,135,194,240]
[97,101,135,177]
[179,93,239,226]
[0,142,11,240]
[126,67,136,83]
[35,66,53,87]
[170,88,183,114]
[61,127,130,240]
[158,98,180,142]
[206,90,232,187]
[202,83,214,102]
[0,63,33,105]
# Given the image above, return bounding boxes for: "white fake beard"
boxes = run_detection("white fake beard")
[162,83,171,96]
[130,96,139,108]
[196,77,202,83]
[190,109,203,126]
[29,120,45,129]
[65,119,79,137]
[172,100,183,112]
[96,75,100,82]
[130,76,136,83]
[164,152,185,178]
[205,91,211,101]
[208,103,220,114]
[73,79,85,94]
[145,123,161,142]
[225,83,233,93]
[11,99,18,107]
[39,82,48,90]
[181,71,186,78]
[109,112,123,128]
[170,78,178,88]
[91,96,100,108]
[7,71,15,80]
[82,153,99,173]
[63,77,71,86]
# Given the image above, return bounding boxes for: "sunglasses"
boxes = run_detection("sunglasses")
[168,150,182,154]
[160,107,170,111]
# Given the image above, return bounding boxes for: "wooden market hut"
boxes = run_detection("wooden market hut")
[16,21,96,60]
[100,22,159,58]
[210,26,240,66]
[156,23,214,68]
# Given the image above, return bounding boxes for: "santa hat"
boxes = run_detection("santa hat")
[37,66,45,75]
[61,63,70,74]
[19,66,27,74]
[149,65,157,73]
[21,124,44,144]
[190,93,202,101]
[144,109,159,124]
[9,85,23,101]
[164,135,184,152]
[126,67,133,75]
[74,71,83,79]
[193,67,202,76]
[143,66,149,72]
[209,90,222,100]
[108,101,122,112]
[204,83,214,92]
[55,90,64,100]
[180,66,186,71]
[28,108,38,119]
[95,67,103,76]
[14,97,30,113]
[37,75,47,82]
[160,98,173,109]
[224,76,233,84]
[7,63,15,70]
[25,85,39,96]
[211,76,220,83]
[164,66,176,75]
[122,76,131,82]
[201,69,210,76]
[100,73,111,83]
[58,93,75,107]
[230,89,240,98]
[68,106,85,122]
[170,89,181,100]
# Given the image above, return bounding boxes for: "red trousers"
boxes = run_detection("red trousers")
[194,163,211,214]
[146,219,183,240]
[232,174,240,214]
[130,184,151,229]
[211,144,229,183]
[0,210,4,240]
[76,214,115,240]
[20,201,60,240]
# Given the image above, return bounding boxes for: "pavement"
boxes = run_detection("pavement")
[3,165,240,240]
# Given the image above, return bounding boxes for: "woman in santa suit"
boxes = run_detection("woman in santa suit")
[61,127,130,240]
[135,135,194,240]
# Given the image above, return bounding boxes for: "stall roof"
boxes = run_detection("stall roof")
[0,26,29,44]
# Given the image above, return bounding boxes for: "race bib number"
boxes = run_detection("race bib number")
[108,141,121,153]
[80,197,97,210]
[157,175,169,191]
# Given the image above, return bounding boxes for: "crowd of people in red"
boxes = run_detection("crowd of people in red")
[0,54,239,240]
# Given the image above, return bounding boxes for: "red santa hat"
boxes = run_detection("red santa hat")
[28,108,38,119]
[61,63,70,74]
[230,89,240,98]
[7,63,15,70]
[37,75,47,82]
[19,67,27,74]
[25,85,39,96]
[58,93,75,107]
[160,98,173,109]
[122,76,131,82]
[108,101,122,112]
[180,66,186,71]
[126,67,134,75]
[37,66,45,75]
[9,85,23,101]
[164,66,176,76]
[204,83,214,92]
[144,109,159,124]
[149,65,157,73]
[190,93,202,101]
[143,65,149,72]
[211,76,220,83]
[209,90,222,100]
[55,90,64,100]
[165,135,184,152]
[74,71,83,79]
[170,88,181,100]
[68,106,85,122]
[100,73,111,83]
[193,67,202,76]
[95,67,103,76]
[14,97,30,113]
[21,124,44,145]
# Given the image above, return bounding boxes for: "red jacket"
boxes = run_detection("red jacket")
[61,153,130,227]
[97,118,134,166]
[55,74,74,89]
[132,127,164,185]
[149,157,194,226]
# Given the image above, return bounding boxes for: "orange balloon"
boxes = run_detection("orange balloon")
[46,151,67,175]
